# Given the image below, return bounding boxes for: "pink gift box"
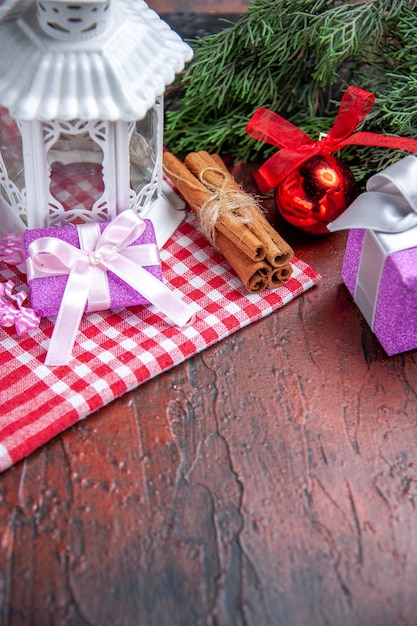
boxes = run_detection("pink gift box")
[24,218,162,317]
[342,227,417,356]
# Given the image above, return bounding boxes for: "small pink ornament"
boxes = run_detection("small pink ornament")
[0,280,41,336]
[0,233,25,265]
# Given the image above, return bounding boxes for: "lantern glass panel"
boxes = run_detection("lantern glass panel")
[0,107,24,193]
[48,130,105,222]
[129,107,157,200]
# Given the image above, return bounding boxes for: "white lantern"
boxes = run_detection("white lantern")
[0,0,193,246]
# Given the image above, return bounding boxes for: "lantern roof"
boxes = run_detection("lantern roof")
[0,0,193,121]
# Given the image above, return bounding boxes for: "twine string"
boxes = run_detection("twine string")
[163,162,261,248]
[198,167,261,247]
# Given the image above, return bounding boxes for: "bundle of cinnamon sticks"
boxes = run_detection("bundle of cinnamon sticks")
[162,150,294,293]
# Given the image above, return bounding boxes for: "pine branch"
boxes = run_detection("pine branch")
[164,0,417,181]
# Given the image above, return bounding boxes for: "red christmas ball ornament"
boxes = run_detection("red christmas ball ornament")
[274,153,358,235]
[247,89,417,236]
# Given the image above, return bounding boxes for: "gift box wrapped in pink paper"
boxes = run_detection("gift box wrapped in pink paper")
[24,210,193,366]
[328,155,417,356]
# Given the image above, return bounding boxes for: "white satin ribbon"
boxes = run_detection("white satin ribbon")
[354,226,417,329]
[328,155,417,233]
[28,210,194,366]
[328,156,417,329]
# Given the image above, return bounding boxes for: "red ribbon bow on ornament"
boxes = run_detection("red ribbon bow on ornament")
[246,86,417,193]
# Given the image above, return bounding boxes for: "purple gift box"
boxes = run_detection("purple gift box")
[24,217,163,317]
[328,156,417,356]
[342,227,417,356]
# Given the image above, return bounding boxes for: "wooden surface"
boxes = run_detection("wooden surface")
[2,6,417,625]
[2,164,417,626]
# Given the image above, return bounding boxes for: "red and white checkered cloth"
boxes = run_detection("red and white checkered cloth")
[0,214,320,472]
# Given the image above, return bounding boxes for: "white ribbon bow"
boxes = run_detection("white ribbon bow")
[328,155,417,233]
[28,210,194,366]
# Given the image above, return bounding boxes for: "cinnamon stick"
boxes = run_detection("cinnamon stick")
[209,153,230,172]
[163,151,296,293]
[249,210,294,267]
[216,231,270,293]
[185,151,294,267]
[267,263,293,288]
[163,151,210,213]
[184,151,235,190]
[163,152,270,293]
[163,152,266,262]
